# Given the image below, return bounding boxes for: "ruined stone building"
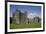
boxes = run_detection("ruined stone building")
[11,9,41,24]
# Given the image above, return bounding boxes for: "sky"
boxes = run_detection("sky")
[10,5,41,18]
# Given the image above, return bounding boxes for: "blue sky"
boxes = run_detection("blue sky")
[10,5,41,18]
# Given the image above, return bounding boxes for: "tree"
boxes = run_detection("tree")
[10,17,12,24]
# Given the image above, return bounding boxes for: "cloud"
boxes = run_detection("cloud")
[27,12,40,19]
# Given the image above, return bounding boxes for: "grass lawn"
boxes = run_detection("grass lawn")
[10,22,41,29]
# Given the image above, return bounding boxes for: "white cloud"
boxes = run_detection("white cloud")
[27,12,40,19]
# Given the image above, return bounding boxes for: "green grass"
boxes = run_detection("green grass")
[10,22,41,29]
